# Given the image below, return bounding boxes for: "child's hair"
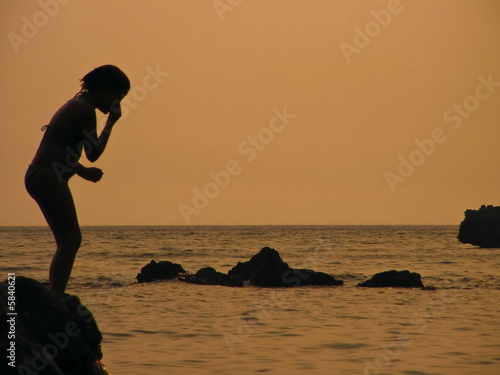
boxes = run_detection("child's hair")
[80,65,130,94]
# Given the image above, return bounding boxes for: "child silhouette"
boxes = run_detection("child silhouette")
[25,65,130,292]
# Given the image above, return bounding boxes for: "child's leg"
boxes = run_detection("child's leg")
[44,183,81,293]
[26,167,82,293]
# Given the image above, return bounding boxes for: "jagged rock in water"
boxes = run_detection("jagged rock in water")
[290,268,344,287]
[136,260,186,283]
[229,247,290,287]
[228,247,344,287]
[458,205,500,248]
[357,270,425,288]
[138,248,343,288]
[179,267,243,287]
[0,276,109,375]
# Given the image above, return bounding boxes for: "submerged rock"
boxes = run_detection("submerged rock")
[357,270,425,288]
[136,260,186,283]
[228,247,343,287]
[458,205,500,248]
[0,276,108,375]
[180,267,243,287]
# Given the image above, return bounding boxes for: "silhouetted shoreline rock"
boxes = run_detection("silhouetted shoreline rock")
[0,276,108,375]
[458,205,500,248]
[357,270,425,288]
[136,260,186,283]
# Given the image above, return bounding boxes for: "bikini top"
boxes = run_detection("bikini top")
[40,124,75,142]
[40,94,90,138]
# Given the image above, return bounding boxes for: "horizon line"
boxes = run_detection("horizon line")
[0,223,459,227]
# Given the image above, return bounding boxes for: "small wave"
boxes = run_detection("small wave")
[138,252,159,257]
[338,273,365,279]
[104,332,133,338]
[454,326,474,331]
[96,275,113,281]
[442,351,467,356]
[180,359,209,364]
[460,360,497,365]
[130,329,159,335]
[173,333,199,338]
[336,315,368,320]
[77,279,133,289]
[322,342,370,350]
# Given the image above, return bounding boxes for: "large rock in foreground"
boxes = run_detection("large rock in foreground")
[458,205,500,248]
[357,270,425,288]
[136,260,186,283]
[0,276,108,375]
[228,247,344,287]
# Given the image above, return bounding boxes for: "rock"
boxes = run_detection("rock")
[293,269,344,287]
[228,247,343,287]
[0,276,109,375]
[137,248,343,288]
[229,247,290,287]
[136,260,186,283]
[457,205,500,248]
[179,267,243,287]
[357,270,425,288]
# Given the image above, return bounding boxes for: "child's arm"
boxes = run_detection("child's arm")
[81,103,122,163]
[75,163,104,182]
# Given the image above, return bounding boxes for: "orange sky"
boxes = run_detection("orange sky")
[1,0,499,225]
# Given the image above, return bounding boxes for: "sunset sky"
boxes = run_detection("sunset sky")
[1,0,499,225]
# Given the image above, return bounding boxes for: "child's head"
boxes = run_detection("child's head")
[80,65,130,96]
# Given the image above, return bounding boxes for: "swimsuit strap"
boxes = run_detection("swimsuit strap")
[41,124,69,136]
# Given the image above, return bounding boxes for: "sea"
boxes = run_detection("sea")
[1,225,499,375]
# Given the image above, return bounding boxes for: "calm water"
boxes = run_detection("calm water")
[1,226,499,374]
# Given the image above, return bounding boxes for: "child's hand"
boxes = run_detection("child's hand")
[107,101,122,125]
[77,167,104,183]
